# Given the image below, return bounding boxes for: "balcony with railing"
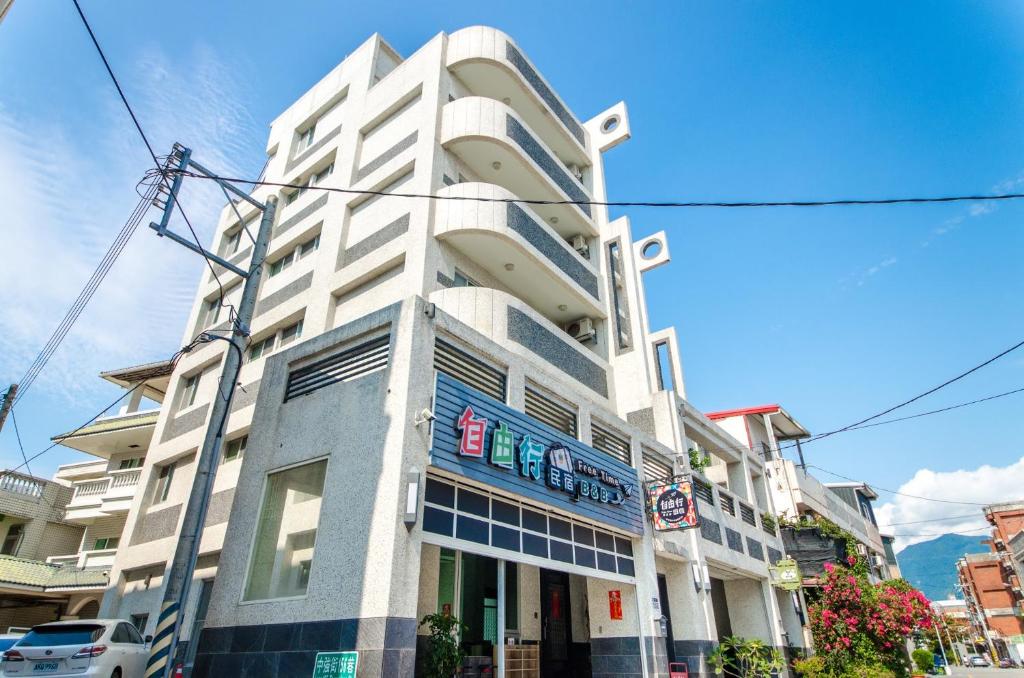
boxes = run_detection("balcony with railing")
[0,471,72,522]
[64,469,142,522]
[446,27,589,168]
[0,471,45,499]
[51,408,159,458]
[46,548,118,570]
[434,182,603,326]
[440,97,596,244]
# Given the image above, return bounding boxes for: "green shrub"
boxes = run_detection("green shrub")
[912,649,933,674]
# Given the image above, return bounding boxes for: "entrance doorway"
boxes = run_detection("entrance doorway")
[709,577,732,639]
[540,569,572,678]
[657,574,677,664]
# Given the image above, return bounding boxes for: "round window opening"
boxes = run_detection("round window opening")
[602,115,620,133]
[641,239,662,259]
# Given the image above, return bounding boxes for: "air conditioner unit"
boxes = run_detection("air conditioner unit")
[872,555,886,568]
[565,317,597,343]
[855,543,868,556]
[570,235,590,258]
[567,164,583,181]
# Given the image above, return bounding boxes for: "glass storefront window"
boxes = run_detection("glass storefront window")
[243,459,328,601]
[438,548,457,616]
[454,553,519,650]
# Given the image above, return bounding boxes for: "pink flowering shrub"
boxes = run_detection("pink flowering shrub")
[806,564,932,677]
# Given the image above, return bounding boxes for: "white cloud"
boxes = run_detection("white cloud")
[0,45,264,405]
[840,255,898,289]
[876,456,1024,552]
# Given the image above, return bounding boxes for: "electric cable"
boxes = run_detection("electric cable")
[9,409,34,481]
[889,525,990,538]
[167,168,1024,210]
[779,338,1024,449]
[880,513,986,527]
[806,465,990,506]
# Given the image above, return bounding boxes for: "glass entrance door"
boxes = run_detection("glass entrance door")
[540,568,573,678]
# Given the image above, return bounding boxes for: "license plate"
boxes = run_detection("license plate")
[33,662,59,672]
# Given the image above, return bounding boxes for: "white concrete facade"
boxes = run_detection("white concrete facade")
[98,27,798,678]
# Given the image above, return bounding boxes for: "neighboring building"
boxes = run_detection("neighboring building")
[0,0,13,25]
[932,599,968,620]
[956,502,1024,663]
[102,27,800,678]
[880,533,902,579]
[0,363,166,632]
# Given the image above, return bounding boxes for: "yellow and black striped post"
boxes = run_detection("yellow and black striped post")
[145,600,179,677]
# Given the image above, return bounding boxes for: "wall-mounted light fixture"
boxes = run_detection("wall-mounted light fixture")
[404,468,420,529]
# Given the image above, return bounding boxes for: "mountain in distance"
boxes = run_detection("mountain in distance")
[897,533,990,601]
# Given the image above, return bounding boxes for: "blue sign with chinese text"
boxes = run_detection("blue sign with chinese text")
[430,373,644,534]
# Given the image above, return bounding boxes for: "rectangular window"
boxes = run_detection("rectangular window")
[118,458,143,470]
[654,341,674,391]
[279,320,303,347]
[200,298,221,329]
[312,163,334,186]
[268,249,295,277]
[93,536,120,550]
[223,229,242,257]
[591,421,631,465]
[285,189,300,205]
[642,450,674,482]
[223,435,247,463]
[297,125,316,152]
[452,270,477,288]
[178,373,201,410]
[248,335,276,362]
[244,459,328,601]
[1,524,24,555]
[298,234,320,258]
[153,463,175,504]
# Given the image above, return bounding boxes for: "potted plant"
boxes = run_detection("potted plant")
[419,612,467,678]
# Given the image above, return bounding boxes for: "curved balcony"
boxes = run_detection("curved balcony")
[435,183,602,324]
[447,26,589,166]
[429,286,609,383]
[440,97,596,240]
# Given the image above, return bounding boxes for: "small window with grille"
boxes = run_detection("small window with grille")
[525,385,578,438]
[433,339,506,402]
[591,421,631,465]
[641,450,674,482]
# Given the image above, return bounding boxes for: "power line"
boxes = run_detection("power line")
[889,525,990,538]
[14,185,159,403]
[836,387,1024,432]
[9,409,33,480]
[881,513,984,527]
[783,338,1024,449]
[71,0,159,168]
[806,465,990,506]
[169,169,1024,210]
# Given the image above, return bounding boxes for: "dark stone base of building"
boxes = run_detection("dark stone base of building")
[192,616,416,677]
[590,636,643,677]
[674,639,718,678]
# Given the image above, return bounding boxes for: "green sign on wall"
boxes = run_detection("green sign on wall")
[769,558,802,591]
[312,651,358,678]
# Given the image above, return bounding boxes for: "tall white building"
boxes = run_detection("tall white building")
[102,27,804,677]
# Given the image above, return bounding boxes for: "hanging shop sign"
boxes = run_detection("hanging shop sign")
[646,478,700,531]
[311,651,358,678]
[608,590,623,620]
[769,558,802,591]
[431,373,645,535]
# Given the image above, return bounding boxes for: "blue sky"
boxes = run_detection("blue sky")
[1,1,1022,547]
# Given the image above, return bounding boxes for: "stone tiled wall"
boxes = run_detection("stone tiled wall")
[674,639,717,678]
[590,636,643,678]
[506,306,608,397]
[193,616,416,678]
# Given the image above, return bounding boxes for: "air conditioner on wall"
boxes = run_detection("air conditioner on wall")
[567,164,583,181]
[565,317,597,343]
[570,235,590,258]
[856,543,868,556]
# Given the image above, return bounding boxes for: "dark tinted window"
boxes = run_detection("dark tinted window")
[111,624,131,643]
[125,624,144,644]
[19,624,104,646]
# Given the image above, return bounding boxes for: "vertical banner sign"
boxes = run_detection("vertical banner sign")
[312,651,358,678]
[769,558,802,591]
[646,477,699,531]
[608,590,623,620]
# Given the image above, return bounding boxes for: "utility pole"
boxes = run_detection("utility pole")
[144,144,277,678]
[0,384,18,433]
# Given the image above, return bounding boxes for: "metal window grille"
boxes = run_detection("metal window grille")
[285,334,390,401]
[591,421,631,465]
[434,339,506,401]
[525,386,577,437]
[739,502,757,526]
[720,492,736,517]
[642,451,674,482]
[693,477,714,506]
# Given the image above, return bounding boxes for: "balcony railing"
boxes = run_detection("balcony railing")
[720,492,736,517]
[110,469,141,488]
[740,502,757,527]
[693,476,714,506]
[0,471,44,498]
[73,479,110,498]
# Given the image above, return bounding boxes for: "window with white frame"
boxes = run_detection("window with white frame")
[152,462,176,504]
[1,524,24,556]
[296,124,316,153]
[223,435,247,463]
[118,457,144,470]
[285,163,334,204]
[92,536,120,550]
[247,319,304,362]
[243,459,328,601]
[177,372,202,411]
[222,229,242,257]
[268,233,320,278]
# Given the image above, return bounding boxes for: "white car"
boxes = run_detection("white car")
[0,620,150,677]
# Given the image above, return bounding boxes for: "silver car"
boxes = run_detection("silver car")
[0,620,150,677]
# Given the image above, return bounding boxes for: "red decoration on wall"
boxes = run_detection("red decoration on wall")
[456,405,487,458]
[608,590,623,620]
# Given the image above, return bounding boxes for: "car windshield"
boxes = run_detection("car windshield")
[17,625,104,647]
[0,638,18,651]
